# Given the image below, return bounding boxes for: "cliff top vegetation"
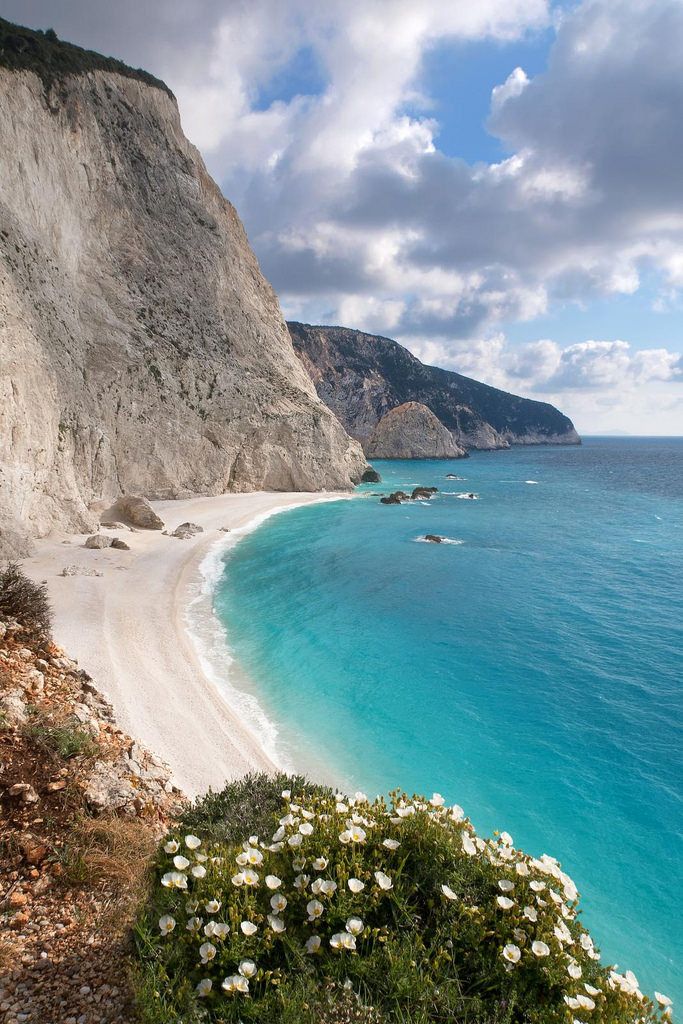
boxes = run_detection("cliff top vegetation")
[0,17,173,98]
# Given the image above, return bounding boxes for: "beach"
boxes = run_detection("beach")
[22,491,346,797]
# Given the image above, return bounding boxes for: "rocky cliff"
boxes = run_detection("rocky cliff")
[289,322,581,454]
[0,20,366,555]
[367,402,467,459]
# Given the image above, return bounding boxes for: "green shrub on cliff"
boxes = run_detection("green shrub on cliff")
[134,775,672,1024]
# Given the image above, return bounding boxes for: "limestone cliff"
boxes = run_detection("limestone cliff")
[367,403,467,459]
[289,323,581,454]
[0,21,366,555]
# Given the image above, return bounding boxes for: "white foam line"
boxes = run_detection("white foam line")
[184,496,347,772]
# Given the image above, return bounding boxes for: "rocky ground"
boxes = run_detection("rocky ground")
[0,612,185,1023]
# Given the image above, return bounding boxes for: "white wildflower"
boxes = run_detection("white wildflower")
[502,943,521,964]
[531,940,550,957]
[158,915,175,935]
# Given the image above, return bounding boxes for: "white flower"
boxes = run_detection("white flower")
[288,833,303,848]
[240,920,258,936]
[500,831,513,846]
[270,893,287,912]
[301,809,315,820]
[449,804,464,821]
[319,879,338,896]
[272,826,286,842]
[196,978,212,997]
[305,934,321,953]
[213,923,229,939]
[294,873,310,890]
[243,868,259,886]
[267,914,286,933]
[245,846,263,865]
[203,921,216,937]
[346,917,364,935]
[496,896,514,910]
[564,995,581,1010]
[312,857,328,871]
[530,880,545,892]
[307,899,324,920]
[383,839,400,850]
[222,974,249,994]
[374,871,393,891]
[441,884,457,901]
[281,789,291,800]
[585,984,601,996]
[239,959,257,978]
[161,870,187,890]
[430,793,445,807]
[354,790,368,803]
[185,835,201,850]
[462,834,477,856]
[335,801,348,813]
[522,904,537,922]
[579,933,593,951]
[231,872,245,887]
[265,874,282,889]
[655,992,673,1008]
[205,900,221,914]
[164,839,179,854]
[186,916,202,933]
[191,864,206,879]
[299,822,314,835]
[498,879,515,892]
[576,995,595,1010]
[515,861,530,876]
[158,915,175,935]
[567,961,582,980]
[531,941,550,957]
[348,877,365,893]
[330,932,356,950]
[292,857,306,871]
[502,943,521,964]
[199,942,216,964]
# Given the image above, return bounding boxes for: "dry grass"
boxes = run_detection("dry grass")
[59,815,157,899]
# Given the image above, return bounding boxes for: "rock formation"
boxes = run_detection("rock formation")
[0,20,366,555]
[289,322,581,453]
[367,402,467,459]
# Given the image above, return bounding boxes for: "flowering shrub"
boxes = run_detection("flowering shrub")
[135,777,673,1023]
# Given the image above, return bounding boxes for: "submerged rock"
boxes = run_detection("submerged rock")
[424,535,444,544]
[361,467,381,483]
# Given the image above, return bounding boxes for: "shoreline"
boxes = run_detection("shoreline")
[22,491,348,797]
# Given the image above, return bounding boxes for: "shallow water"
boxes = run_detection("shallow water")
[212,438,683,1005]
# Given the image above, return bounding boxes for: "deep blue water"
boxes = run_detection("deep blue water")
[213,438,683,1005]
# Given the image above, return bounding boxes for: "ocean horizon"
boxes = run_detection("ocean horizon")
[198,436,682,1007]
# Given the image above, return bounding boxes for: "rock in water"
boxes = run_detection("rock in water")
[85,535,112,549]
[0,23,367,555]
[367,403,466,460]
[424,535,444,543]
[361,467,381,483]
[103,496,164,531]
[412,487,438,499]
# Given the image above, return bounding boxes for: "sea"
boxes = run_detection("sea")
[202,437,683,1006]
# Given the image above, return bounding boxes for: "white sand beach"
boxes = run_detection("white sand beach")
[22,491,346,797]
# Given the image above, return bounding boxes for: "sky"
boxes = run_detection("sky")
[3,0,683,434]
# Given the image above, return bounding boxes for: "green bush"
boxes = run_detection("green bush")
[0,561,52,642]
[25,717,97,760]
[134,776,672,1023]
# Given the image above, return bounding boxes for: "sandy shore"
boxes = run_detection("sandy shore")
[22,491,346,797]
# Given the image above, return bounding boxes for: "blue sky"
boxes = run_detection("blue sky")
[4,0,682,433]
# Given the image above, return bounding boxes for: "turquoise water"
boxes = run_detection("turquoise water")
[213,438,683,1005]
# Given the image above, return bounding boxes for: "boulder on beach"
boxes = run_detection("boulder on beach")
[171,522,204,540]
[103,495,164,531]
[111,538,130,550]
[85,535,111,549]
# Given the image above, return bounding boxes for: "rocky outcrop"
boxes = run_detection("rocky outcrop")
[0,20,366,554]
[289,322,581,453]
[367,402,467,459]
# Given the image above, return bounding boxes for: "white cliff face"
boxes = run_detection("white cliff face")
[0,68,366,553]
[366,403,467,459]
